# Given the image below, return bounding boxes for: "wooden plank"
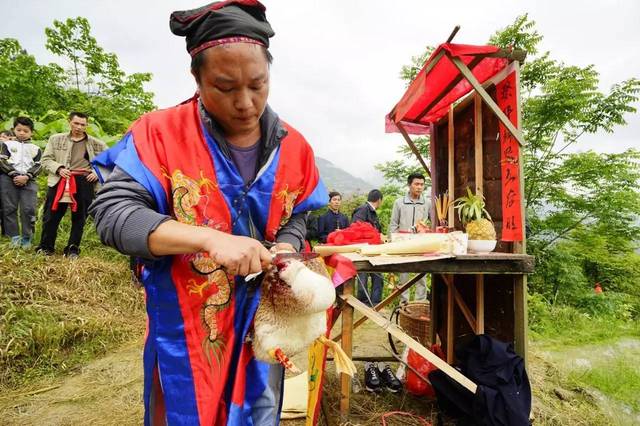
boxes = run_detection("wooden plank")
[514,275,528,365]
[332,273,426,342]
[430,275,439,344]
[351,256,536,275]
[341,294,478,393]
[442,274,477,332]
[397,122,431,177]
[446,275,455,363]
[449,55,526,147]
[448,105,455,226]
[430,124,438,227]
[476,275,485,334]
[339,277,355,417]
[474,93,483,196]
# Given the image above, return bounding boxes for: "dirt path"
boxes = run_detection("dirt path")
[2,313,637,425]
[0,342,144,426]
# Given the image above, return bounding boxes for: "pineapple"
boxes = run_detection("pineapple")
[454,187,496,240]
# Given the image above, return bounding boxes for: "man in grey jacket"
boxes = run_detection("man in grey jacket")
[389,173,431,303]
[35,112,107,257]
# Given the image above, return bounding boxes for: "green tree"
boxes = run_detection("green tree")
[45,17,155,134]
[0,39,67,119]
[381,14,640,308]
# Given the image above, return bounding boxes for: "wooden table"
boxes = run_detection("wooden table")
[334,252,534,417]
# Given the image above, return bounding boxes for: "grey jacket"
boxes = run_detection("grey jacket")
[89,102,308,260]
[389,193,431,234]
[41,132,108,187]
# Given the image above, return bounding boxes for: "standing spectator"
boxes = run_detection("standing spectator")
[0,130,15,236]
[352,189,384,306]
[0,117,42,248]
[390,172,431,303]
[317,191,349,243]
[36,112,108,257]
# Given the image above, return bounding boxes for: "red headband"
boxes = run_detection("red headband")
[189,36,265,57]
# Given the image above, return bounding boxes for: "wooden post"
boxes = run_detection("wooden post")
[512,61,528,365]
[474,93,483,196]
[446,274,455,363]
[474,93,485,335]
[430,275,439,344]
[448,105,455,227]
[339,277,355,417]
[476,275,485,334]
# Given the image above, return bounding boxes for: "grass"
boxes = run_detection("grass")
[569,356,640,412]
[0,238,144,389]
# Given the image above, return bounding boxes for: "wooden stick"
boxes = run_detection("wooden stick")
[339,277,355,417]
[397,122,431,177]
[442,274,477,332]
[446,274,455,363]
[474,93,483,196]
[340,294,477,393]
[332,273,426,342]
[448,54,526,147]
[446,25,461,43]
[448,106,455,227]
[476,275,485,334]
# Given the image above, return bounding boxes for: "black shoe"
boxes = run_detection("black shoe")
[35,246,55,256]
[63,245,80,259]
[378,363,402,393]
[364,362,382,393]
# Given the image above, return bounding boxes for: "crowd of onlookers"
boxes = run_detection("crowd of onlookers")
[0,112,107,258]
[309,172,431,306]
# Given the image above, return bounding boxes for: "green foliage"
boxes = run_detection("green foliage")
[399,46,435,85]
[453,187,491,224]
[375,136,431,187]
[528,293,640,345]
[383,14,640,313]
[44,17,155,135]
[0,16,155,137]
[0,39,67,118]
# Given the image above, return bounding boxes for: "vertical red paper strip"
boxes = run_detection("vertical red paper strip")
[496,72,523,241]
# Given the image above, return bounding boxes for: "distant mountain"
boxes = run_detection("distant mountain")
[315,157,373,195]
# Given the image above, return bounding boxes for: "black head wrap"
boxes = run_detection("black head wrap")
[170,0,274,57]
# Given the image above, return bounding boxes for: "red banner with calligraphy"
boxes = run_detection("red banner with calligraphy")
[496,71,523,241]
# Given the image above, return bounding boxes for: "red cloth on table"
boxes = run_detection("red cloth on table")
[326,221,382,245]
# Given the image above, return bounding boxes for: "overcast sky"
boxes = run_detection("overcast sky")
[3,0,639,184]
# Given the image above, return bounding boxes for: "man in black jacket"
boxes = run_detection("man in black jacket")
[316,191,349,243]
[351,189,383,305]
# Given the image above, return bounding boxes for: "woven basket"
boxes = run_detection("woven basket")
[398,301,431,346]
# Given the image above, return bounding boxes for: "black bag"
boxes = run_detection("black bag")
[429,335,531,426]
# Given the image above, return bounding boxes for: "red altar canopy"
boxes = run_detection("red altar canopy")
[389,43,509,128]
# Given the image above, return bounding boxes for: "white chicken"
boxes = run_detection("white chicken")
[253,258,355,376]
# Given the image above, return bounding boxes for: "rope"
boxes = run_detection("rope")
[381,411,432,426]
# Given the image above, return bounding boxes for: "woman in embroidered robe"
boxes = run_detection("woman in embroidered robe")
[89,2,328,425]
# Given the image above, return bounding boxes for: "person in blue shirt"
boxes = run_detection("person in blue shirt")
[316,191,349,243]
